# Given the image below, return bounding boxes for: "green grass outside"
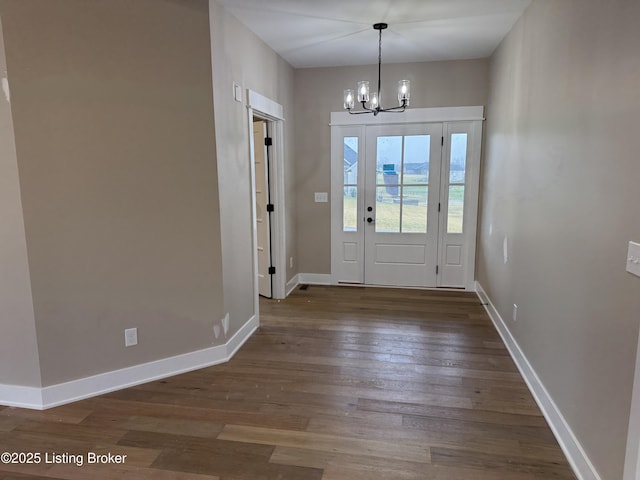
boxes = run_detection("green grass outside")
[343,185,464,233]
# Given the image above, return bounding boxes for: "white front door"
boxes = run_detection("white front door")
[330,107,483,290]
[363,124,443,286]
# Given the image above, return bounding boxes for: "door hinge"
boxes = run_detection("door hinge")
[268,266,276,275]
[266,203,274,212]
[441,136,444,146]
[264,137,273,147]
[436,265,439,275]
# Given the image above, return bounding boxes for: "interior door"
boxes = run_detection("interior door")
[253,120,272,298]
[363,124,443,286]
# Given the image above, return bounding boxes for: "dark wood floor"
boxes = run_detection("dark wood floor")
[0,285,576,479]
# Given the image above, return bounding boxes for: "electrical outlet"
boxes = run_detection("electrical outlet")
[627,241,640,277]
[124,328,138,347]
[512,304,518,322]
[222,313,229,336]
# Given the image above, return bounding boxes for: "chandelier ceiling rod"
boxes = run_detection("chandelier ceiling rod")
[343,23,410,116]
[375,22,384,104]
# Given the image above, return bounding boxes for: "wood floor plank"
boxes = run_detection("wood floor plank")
[304,413,524,457]
[0,415,25,433]
[356,397,547,427]
[80,413,224,439]
[271,446,531,480]
[320,462,539,480]
[431,446,576,478]
[46,465,221,480]
[0,285,575,479]
[118,430,323,480]
[12,419,126,444]
[0,405,93,425]
[218,424,431,463]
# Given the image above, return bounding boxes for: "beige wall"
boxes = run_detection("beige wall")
[209,0,296,324]
[0,0,224,386]
[478,1,640,479]
[0,17,41,388]
[294,60,489,274]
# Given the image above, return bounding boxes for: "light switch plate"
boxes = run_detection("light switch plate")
[233,82,242,102]
[627,241,640,278]
[124,328,138,347]
[314,192,328,203]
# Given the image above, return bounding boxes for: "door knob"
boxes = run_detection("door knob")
[367,217,375,223]
[367,206,373,212]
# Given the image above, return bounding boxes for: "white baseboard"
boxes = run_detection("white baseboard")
[475,281,601,480]
[225,314,259,359]
[298,273,331,285]
[0,315,259,411]
[0,384,43,410]
[286,274,299,297]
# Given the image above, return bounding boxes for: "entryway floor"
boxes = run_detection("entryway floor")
[0,285,575,479]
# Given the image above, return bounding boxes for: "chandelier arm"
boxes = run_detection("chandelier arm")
[347,101,377,115]
[348,109,376,115]
[379,100,407,113]
[378,107,406,113]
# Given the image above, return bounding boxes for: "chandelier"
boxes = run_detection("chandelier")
[343,23,410,116]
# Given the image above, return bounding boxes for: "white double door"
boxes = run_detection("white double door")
[331,112,481,289]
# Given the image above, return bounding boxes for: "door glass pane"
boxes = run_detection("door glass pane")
[403,135,430,184]
[343,137,358,184]
[375,186,400,233]
[447,185,464,233]
[402,186,428,233]
[376,136,402,184]
[343,186,357,232]
[450,133,467,183]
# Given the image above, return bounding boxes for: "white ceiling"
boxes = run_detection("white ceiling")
[217,0,531,68]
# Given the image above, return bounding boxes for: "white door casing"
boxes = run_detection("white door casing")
[330,106,484,290]
[247,89,286,310]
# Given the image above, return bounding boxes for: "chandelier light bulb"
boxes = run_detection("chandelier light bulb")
[398,80,410,105]
[344,89,355,109]
[357,81,370,102]
[370,91,379,108]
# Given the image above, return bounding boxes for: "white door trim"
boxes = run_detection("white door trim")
[330,107,484,290]
[247,90,286,305]
[330,106,484,126]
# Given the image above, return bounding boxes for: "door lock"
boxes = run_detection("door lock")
[366,217,375,223]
